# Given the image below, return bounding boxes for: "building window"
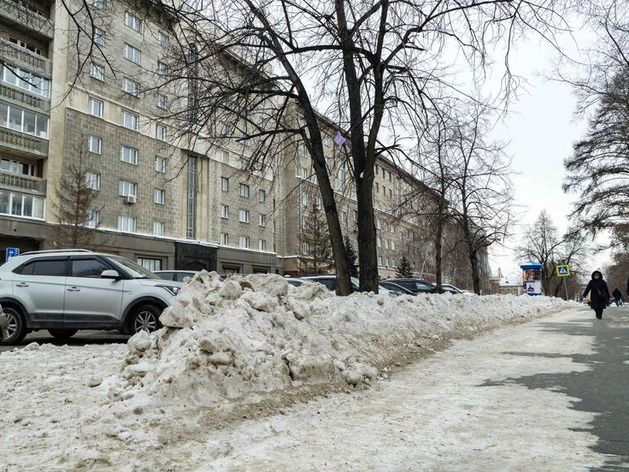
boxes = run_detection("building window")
[88,97,103,117]
[219,232,228,245]
[157,31,169,48]
[2,64,51,97]
[86,209,100,228]
[259,214,266,227]
[85,172,100,190]
[385,239,389,249]
[122,77,140,96]
[239,209,249,223]
[156,93,167,109]
[117,215,137,232]
[378,256,383,266]
[302,243,309,255]
[0,190,44,219]
[92,0,105,10]
[377,236,382,248]
[124,12,142,33]
[239,158,249,170]
[157,61,168,75]
[391,241,396,250]
[258,239,266,251]
[121,110,139,130]
[90,62,104,81]
[323,135,331,147]
[302,193,309,207]
[154,188,165,204]
[93,27,105,46]
[221,177,229,192]
[0,103,48,138]
[258,189,266,203]
[220,122,229,136]
[1,158,34,176]
[220,204,229,219]
[221,151,229,164]
[155,156,166,173]
[239,183,249,198]
[239,236,250,249]
[186,156,197,238]
[153,221,165,236]
[123,43,141,64]
[87,136,101,154]
[137,258,162,272]
[118,180,137,197]
[156,124,166,141]
[120,145,138,165]
[376,219,382,230]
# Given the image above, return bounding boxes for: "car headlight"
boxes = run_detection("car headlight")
[159,285,180,296]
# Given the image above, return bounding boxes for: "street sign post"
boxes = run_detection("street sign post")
[556,264,570,300]
[5,247,19,261]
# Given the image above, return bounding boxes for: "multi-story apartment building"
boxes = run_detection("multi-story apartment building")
[0,0,491,289]
[0,0,284,274]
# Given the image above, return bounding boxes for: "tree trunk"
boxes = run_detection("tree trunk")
[356,175,379,292]
[469,250,481,294]
[311,157,352,295]
[434,217,443,292]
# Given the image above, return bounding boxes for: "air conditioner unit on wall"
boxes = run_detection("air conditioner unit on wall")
[126,194,137,204]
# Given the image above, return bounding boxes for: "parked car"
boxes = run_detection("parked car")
[302,275,393,296]
[379,280,415,296]
[284,277,310,287]
[155,270,198,282]
[0,304,7,343]
[441,284,463,294]
[0,249,182,345]
[387,278,436,294]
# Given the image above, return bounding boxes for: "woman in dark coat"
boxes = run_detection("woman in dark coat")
[583,271,610,319]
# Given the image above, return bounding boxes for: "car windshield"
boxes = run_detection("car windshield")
[108,255,160,279]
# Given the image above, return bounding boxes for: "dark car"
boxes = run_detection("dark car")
[379,280,415,296]
[387,278,436,294]
[301,275,360,292]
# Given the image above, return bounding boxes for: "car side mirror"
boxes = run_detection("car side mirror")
[101,270,121,280]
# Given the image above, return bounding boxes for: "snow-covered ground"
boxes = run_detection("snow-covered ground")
[0,273,592,471]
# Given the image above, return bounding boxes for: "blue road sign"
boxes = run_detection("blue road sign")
[5,247,19,261]
[556,265,570,277]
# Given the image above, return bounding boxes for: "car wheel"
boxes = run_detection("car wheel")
[1,307,27,345]
[48,329,78,339]
[131,304,162,334]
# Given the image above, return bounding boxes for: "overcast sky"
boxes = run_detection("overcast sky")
[486,23,602,281]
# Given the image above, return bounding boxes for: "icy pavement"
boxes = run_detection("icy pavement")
[0,307,609,471]
[179,308,607,471]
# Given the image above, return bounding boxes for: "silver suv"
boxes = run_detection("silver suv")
[0,249,181,345]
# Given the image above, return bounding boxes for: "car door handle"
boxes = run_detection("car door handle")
[67,287,81,292]
[16,283,29,287]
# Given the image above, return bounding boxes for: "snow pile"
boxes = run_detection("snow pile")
[110,272,573,410]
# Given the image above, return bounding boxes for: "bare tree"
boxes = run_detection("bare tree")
[450,105,515,294]
[50,148,102,250]
[517,211,589,297]
[56,0,576,294]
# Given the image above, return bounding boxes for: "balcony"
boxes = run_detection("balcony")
[0,0,53,40]
[0,127,48,157]
[0,38,52,76]
[0,168,46,195]
[0,83,48,113]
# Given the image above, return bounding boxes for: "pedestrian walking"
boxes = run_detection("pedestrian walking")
[613,288,623,307]
[583,271,610,320]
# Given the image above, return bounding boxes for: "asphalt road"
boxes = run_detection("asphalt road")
[484,305,629,471]
[0,329,129,353]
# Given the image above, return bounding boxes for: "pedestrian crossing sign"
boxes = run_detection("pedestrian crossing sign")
[556,265,570,277]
